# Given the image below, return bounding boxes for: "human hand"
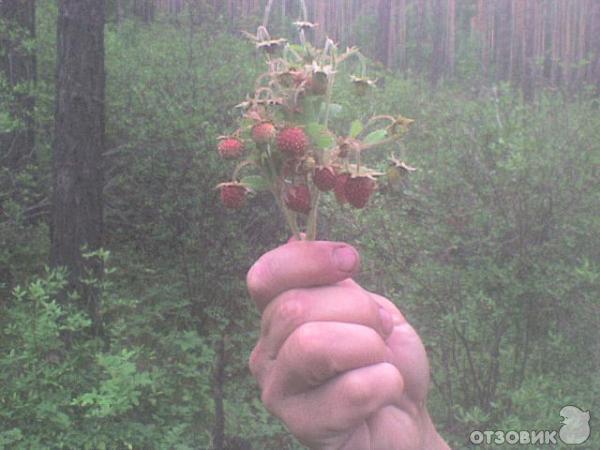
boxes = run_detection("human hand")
[247,240,450,450]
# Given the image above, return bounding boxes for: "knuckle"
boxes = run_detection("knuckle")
[274,291,307,325]
[291,322,324,358]
[343,372,373,408]
[345,287,376,315]
[379,361,403,384]
[261,290,307,339]
[289,323,334,385]
[376,363,404,403]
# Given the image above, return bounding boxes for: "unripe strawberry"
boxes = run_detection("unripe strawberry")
[345,176,376,209]
[334,173,351,204]
[217,138,244,160]
[285,184,311,214]
[313,166,337,192]
[251,122,276,145]
[277,127,309,157]
[219,183,248,209]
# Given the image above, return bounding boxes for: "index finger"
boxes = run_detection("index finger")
[246,240,360,311]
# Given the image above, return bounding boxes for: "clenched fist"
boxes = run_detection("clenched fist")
[247,240,450,450]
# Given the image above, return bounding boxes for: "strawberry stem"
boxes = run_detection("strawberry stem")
[263,145,303,241]
[284,205,302,240]
[306,190,320,240]
[271,184,301,241]
[323,46,337,129]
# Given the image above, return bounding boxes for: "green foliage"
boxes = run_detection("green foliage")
[0,0,55,295]
[1,3,598,449]
[305,122,335,150]
[328,78,600,448]
[2,5,292,449]
[1,261,217,449]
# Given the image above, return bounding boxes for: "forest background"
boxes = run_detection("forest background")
[1,0,598,449]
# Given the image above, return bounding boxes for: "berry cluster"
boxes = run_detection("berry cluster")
[215,22,415,240]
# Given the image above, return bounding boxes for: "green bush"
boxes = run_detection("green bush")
[328,78,599,448]
[1,3,597,449]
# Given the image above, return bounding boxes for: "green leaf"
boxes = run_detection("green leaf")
[363,129,387,145]
[306,122,335,149]
[349,120,363,138]
[240,175,270,192]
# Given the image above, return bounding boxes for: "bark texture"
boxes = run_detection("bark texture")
[51,0,105,325]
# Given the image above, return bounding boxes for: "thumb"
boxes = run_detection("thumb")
[247,240,360,311]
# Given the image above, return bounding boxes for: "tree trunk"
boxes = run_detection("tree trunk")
[51,0,105,335]
[415,0,426,73]
[115,0,123,24]
[522,0,536,100]
[159,0,597,95]
[495,0,512,82]
[590,1,600,91]
[446,0,456,76]
[0,0,36,170]
[134,0,155,22]
[430,0,445,84]
[377,0,391,66]
[146,0,156,22]
[397,0,407,71]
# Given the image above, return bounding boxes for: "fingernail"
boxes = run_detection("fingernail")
[333,246,357,272]
[378,307,394,336]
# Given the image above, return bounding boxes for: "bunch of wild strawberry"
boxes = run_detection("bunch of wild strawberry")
[216,23,415,240]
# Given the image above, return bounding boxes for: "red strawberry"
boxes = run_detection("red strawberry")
[313,166,337,192]
[277,127,309,157]
[219,183,248,209]
[344,176,376,209]
[218,138,244,159]
[251,122,276,145]
[285,185,311,214]
[334,173,351,204]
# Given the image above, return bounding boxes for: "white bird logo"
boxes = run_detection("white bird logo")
[559,405,591,445]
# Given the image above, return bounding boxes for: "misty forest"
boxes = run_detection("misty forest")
[1,0,598,449]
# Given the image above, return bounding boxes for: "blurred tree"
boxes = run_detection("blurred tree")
[0,0,36,170]
[134,0,156,22]
[51,0,106,336]
[430,0,445,84]
[181,0,600,96]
